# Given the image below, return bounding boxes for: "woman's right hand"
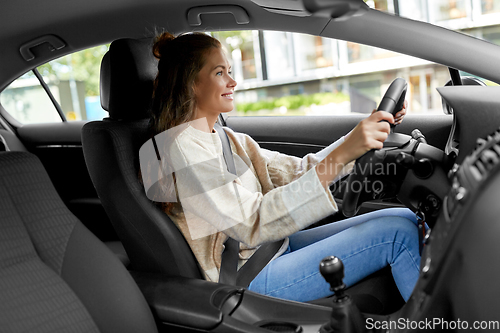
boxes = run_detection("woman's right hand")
[338,111,395,164]
[315,111,395,190]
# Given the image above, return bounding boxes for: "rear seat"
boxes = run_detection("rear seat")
[0,128,129,266]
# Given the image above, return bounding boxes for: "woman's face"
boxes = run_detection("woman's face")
[193,47,237,120]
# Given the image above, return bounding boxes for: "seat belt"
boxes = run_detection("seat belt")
[214,122,284,287]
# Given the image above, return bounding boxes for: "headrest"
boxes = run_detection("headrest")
[100,38,158,120]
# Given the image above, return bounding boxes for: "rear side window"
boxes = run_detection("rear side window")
[0,44,109,124]
[1,72,62,123]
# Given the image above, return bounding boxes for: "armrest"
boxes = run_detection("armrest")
[131,272,333,333]
[131,272,241,330]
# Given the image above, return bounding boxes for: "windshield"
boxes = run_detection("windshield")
[365,0,500,47]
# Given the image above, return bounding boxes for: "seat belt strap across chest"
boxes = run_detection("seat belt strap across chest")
[214,122,284,287]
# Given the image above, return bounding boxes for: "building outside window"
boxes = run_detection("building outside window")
[481,0,500,14]
[294,34,335,71]
[365,0,394,12]
[263,31,295,80]
[480,25,500,43]
[219,0,500,117]
[214,30,261,83]
[398,0,428,21]
[347,43,397,63]
[431,0,469,21]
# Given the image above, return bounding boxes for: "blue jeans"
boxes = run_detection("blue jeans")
[248,208,421,302]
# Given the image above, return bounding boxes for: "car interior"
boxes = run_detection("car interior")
[2,0,500,332]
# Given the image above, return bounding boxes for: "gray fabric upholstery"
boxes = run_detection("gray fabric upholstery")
[0,128,129,266]
[0,151,157,333]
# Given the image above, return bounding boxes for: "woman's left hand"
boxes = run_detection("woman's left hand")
[372,99,408,125]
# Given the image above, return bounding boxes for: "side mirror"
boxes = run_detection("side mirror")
[302,0,368,20]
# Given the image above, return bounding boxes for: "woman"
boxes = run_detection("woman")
[147,31,420,303]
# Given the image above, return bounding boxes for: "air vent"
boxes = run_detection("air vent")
[467,132,500,182]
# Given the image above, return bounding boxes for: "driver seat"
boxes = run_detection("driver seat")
[82,38,202,279]
[82,38,404,314]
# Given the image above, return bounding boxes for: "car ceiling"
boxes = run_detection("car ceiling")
[2,0,500,91]
[0,0,330,89]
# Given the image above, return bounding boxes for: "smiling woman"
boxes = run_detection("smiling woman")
[193,47,237,123]
[4,0,500,330]
[143,31,420,303]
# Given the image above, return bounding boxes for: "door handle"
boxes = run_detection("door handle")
[20,35,66,61]
[188,5,250,26]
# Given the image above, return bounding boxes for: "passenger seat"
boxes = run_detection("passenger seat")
[0,128,129,266]
[0,151,157,332]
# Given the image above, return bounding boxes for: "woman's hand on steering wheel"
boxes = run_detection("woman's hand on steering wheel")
[339,111,395,164]
[372,99,408,125]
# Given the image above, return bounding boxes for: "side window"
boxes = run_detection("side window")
[0,72,62,123]
[216,30,448,117]
[0,44,109,124]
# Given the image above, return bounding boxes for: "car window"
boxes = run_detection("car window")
[214,30,449,117]
[0,44,109,124]
[0,72,63,124]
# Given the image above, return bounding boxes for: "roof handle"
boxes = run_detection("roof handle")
[20,35,66,61]
[187,5,250,26]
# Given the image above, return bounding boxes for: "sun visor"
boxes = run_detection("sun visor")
[249,0,311,17]
[250,0,368,19]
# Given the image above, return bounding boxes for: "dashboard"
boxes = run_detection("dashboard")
[393,85,500,331]
[439,86,500,165]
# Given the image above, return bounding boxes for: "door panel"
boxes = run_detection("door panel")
[227,115,452,154]
[15,121,117,241]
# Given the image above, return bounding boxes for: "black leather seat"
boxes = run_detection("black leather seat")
[82,38,404,314]
[0,151,157,332]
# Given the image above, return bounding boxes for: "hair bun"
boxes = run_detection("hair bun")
[153,32,175,59]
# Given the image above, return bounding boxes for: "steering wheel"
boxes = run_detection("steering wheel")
[342,78,407,217]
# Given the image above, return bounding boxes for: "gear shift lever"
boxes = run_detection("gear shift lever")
[320,256,346,299]
[319,256,366,333]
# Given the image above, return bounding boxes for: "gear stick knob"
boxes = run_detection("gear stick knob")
[319,256,366,333]
[320,256,346,299]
